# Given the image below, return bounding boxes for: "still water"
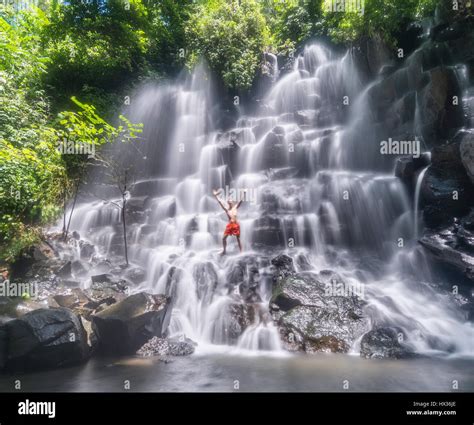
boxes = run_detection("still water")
[1,353,473,392]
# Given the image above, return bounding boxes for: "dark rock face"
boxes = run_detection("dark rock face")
[421,165,473,228]
[420,218,474,282]
[91,292,172,355]
[270,268,369,354]
[79,242,95,261]
[217,303,256,344]
[0,308,89,373]
[360,327,415,359]
[271,254,295,284]
[193,262,218,304]
[352,35,394,81]
[417,67,463,143]
[136,336,196,357]
[460,131,474,184]
[394,154,430,186]
[252,216,284,248]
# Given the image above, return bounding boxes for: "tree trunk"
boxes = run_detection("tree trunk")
[65,179,80,241]
[122,195,128,266]
[62,187,67,239]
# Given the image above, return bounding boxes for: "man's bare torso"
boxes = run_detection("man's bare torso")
[227,206,238,223]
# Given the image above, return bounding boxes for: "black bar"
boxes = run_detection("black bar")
[0,392,472,425]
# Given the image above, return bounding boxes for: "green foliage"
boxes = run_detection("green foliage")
[145,0,194,73]
[0,6,65,261]
[43,0,149,110]
[264,0,325,49]
[0,5,143,263]
[55,96,143,177]
[186,0,271,91]
[322,0,439,45]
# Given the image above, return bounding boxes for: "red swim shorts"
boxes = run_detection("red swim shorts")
[224,222,240,237]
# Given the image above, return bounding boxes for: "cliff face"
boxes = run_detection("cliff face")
[347,8,474,284]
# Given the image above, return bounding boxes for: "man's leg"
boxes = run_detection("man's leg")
[236,236,242,252]
[221,235,228,255]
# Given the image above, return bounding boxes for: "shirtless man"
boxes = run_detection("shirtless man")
[213,189,244,255]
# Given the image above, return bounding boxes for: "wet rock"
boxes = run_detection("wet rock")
[215,138,241,177]
[136,336,196,357]
[252,216,284,248]
[222,303,256,343]
[123,266,146,285]
[53,288,110,319]
[71,260,88,277]
[421,166,473,228]
[394,154,430,186]
[420,225,474,282]
[86,275,128,305]
[80,242,95,261]
[271,272,369,353]
[127,196,152,213]
[54,290,90,311]
[10,243,56,280]
[0,308,89,373]
[80,316,99,353]
[91,260,112,275]
[267,167,299,181]
[353,35,394,80]
[131,179,163,197]
[417,67,464,143]
[271,254,295,285]
[193,262,218,304]
[251,117,277,140]
[431,140,464,172]
[295,110,318,126]
[385,91,416,129]
[259,129,288,170]
[91,292,172,355]
[55,261,72,278]
[360,327,415,359]
[460,131,474,184]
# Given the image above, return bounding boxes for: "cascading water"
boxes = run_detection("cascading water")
[66,43,474,357]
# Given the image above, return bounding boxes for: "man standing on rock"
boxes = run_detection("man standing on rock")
[213,189,244,255]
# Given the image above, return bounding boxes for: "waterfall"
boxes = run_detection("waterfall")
[63,43,474,357]
[414,166,429,239]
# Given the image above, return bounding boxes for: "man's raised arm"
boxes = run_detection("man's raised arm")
[213,189,227,212]
[237,190,246,209]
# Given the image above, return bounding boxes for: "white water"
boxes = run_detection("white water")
[414,166,429,239]
[64,44,474,357]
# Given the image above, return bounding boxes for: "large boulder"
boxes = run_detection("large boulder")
[360,327,415,359]
[460,131,474,184]
[421,165,473,228]
[420,223,474,282]
[270,271,369,353]
[394,154,430,187]
[0,308,89,373]
[136,336,196,357]
[91,292,172,355]
[417,67,464,144]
